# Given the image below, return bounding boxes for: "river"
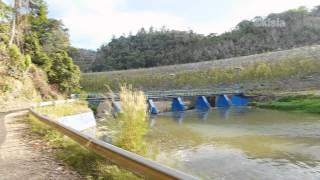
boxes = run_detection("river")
[98,107,320,179]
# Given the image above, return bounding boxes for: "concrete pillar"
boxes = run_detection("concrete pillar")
[148,99,158,114]
[195,96,211,111]
[172,97,186,112]
[216,95,232,108]
[112,101,122,113]
[231,94,250,106]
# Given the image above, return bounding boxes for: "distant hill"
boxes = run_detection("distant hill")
[69,48,96,72]
[72,5,320,72]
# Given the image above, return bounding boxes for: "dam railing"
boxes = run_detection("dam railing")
[82,88,239,102]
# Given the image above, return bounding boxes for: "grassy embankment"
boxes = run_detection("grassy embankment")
[252,95,320,114]
[28,102,140,179]
[34,101,91,118]
[81,56,320,93]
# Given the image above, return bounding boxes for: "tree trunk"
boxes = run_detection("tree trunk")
[9,0,20,47]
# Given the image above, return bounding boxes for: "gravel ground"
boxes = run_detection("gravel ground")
[0,111,83,180]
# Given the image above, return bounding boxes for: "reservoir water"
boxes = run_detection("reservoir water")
[99,108,320,179]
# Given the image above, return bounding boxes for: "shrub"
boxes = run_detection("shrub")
[0,34,9,46]
[8,45,32,71]
[9,45,23,62]
[24,54,32,69]
[0,42,6,52]
[48,51,81,94]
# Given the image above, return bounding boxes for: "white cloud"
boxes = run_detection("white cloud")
[46,0,192,49]
[6,0,318,49]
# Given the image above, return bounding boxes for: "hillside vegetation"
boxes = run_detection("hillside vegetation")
[73,5,320,72]
[68,47,96,72]
[81,45,320,92]
[0,0,81,109]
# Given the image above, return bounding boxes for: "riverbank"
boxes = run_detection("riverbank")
[252,94,320,114]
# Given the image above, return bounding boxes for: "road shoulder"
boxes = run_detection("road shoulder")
[0,111,82,180]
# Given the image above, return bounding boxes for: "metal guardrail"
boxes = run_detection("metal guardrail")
[29,108,199,180]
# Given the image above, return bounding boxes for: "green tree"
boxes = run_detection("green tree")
[22,0,80,94]
[89,5,320,72]
[48,51,80,93]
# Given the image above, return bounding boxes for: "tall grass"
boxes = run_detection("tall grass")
[115,85,148,155]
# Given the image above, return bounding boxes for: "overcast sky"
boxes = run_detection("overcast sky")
[4,0,320,49]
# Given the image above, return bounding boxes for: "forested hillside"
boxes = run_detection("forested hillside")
[69,47,96,72]
[0,0,80,97]
[87,6,320,72]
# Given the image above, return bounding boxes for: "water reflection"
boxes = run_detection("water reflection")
[197,110,210,121]
[142,108,320,179]
[153,110,211,124]
[97,108,320,179]
[149,115,157,127]
[218,108,231,120]
[172,111,185,124]
[155,107,252,123]
[217,107,252,120]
